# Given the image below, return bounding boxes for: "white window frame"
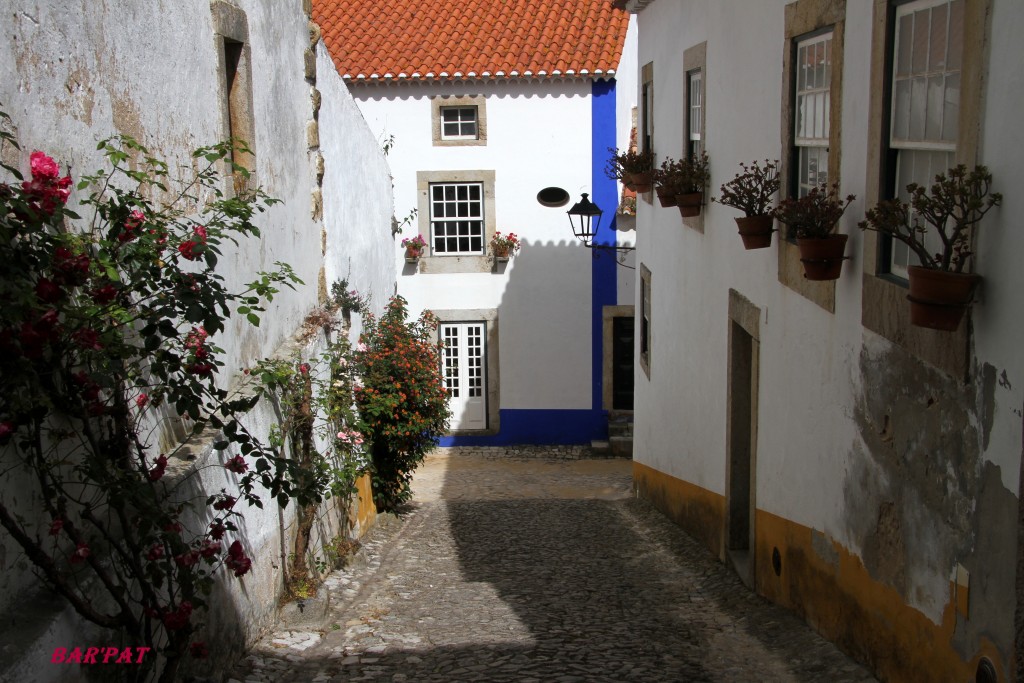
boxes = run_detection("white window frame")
[794,31,833,198]
[641,62,654,155]
[688,69,703,160]
[429,182,485,256]
[440,106,479,141]
[887,0,962,277]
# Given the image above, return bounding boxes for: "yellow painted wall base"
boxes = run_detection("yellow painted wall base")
[352,473,377,538]
[633,464,1008,681]
[633,461,725,560]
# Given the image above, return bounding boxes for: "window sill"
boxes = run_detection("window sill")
[418,254,492,274]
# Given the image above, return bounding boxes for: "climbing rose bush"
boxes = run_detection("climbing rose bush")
[354,295,450,511]
[0,112,332,683]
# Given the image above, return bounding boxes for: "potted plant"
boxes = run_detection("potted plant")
[401,234,427,262]
[773,182,855,280]
[714,160,781,249]
[859,164,1001,330]
[655,152,709,218]
[605,147,655,193]
[653,157,682,207]
[490,231,521,260]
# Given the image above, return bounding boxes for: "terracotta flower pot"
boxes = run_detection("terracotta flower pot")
[797,234,848,280]
[735,215,774,249]
[906,266,980,331]
[630,171,655,193]
[655,185,678,208]
[675,192,703,218]
[404,246,423,262]
[493,246,511,260]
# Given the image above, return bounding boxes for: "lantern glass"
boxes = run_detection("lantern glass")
[566,193,603,246]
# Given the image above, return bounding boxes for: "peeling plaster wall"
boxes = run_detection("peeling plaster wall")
[629,0,1024,678]
[0,0,394,678]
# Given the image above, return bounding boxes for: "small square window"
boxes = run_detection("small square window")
[440,107,478,140]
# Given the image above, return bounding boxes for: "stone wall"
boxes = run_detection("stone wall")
[0,0,394,680]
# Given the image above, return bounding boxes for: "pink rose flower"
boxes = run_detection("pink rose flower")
[70,542,90,564]
[148,454,168,481]
[224,455,248,474]
[30,151,60,180]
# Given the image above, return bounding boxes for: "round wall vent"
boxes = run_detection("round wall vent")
[537,186,570,208]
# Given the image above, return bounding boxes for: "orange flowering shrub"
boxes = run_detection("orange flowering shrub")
[354,296,450,510]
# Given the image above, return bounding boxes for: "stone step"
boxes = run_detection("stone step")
[608,420,633,437]
[590,439,611,457]
[609,435,633,458]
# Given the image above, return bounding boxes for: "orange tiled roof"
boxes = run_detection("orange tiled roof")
[314,0,631,83]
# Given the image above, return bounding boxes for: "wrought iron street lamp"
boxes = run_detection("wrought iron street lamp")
[566,192,635,256]
[566,192,603,246]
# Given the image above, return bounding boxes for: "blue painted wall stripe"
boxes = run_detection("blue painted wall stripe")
[439,408,607,447]
[444,79,619,447]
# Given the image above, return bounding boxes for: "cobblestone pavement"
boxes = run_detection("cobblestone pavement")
[231,452,877,682]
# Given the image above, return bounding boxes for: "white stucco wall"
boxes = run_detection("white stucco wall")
[351,80,605,411]
[630,0,1024,629]
[317,41,396,333]
[0,1,394,678]
[615,16,640,305]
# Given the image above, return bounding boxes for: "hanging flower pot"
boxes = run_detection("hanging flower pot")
[605,147,654,194]
[675,192,703,218]
[490,231,521,262]
[655,185,678,208]
[797,234,848,280]
[657,153,710,218]
[906,266,980,331]
[401,235,427,263]
[404,246,422,263]
[735,215,774,249]
[630,171,655,193]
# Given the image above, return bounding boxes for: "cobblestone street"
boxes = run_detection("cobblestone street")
[231,451,877,682]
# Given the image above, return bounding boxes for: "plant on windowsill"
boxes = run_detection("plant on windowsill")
[655,152,709,218]
[714,160,781,249]
[773,182,855,281]
[490,231,521,260]
[858,164,1002,331]
[401,234,427,262]
[605,147,655,193]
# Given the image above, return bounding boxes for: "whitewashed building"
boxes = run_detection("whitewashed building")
[617,0,1024,680]
[314,0,639,447]
[0,0,394,679]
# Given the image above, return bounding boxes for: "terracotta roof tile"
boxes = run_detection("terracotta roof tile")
[313,0,630,83]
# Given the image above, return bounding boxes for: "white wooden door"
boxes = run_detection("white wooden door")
[441,322,487,430]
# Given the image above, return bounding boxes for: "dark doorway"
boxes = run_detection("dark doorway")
[727,318,757,588]
[612,317,635,410]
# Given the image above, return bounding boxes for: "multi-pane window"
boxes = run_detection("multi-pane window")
[641,62,654,155]
[888,0,962,277]
[430,182,484,255]
[440,106,478,140]
[794,31,833,197]
[688,69,703,159]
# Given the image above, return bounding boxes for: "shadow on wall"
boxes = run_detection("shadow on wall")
[437,230,634,445]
